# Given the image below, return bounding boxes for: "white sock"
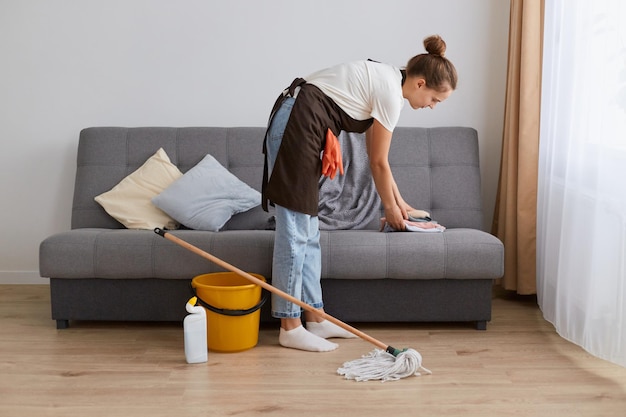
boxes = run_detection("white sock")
[279,326,338,352]
[306,320,358,339]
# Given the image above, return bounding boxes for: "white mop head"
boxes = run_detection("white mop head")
[337,348,432,382]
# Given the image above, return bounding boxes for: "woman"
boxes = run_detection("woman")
[262,35,458,352]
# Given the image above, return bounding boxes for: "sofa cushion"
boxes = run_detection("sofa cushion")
[39,229,275,280]
[152,153,261,232]
[320,229,503,280]
[94,148,182,230]
[39,228,503,282]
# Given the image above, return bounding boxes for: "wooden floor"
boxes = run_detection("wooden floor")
[1,285,625,417]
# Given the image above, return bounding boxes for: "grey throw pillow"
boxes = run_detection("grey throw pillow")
[153,154,260,231]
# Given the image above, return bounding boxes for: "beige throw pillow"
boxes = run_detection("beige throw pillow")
[95,148,183,229]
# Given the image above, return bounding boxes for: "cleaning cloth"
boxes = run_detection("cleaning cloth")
[380,211,446,233]
[380,219,445,233]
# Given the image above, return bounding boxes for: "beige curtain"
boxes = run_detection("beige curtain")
[492,0,544,295]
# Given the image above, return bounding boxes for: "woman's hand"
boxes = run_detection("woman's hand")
[383,204,406,231]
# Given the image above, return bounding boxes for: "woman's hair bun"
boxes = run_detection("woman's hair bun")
[423,35,446,57]
[405,34,457,90]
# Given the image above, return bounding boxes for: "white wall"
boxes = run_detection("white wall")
[0,0,510,283]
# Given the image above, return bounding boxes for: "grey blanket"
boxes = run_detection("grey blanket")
[318,132,381,230]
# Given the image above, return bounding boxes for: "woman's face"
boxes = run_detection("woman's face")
[404,78,453,110]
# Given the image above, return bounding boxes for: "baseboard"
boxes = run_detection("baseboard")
[0,271,49,284]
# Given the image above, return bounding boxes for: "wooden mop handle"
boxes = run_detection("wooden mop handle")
[154,228,388,351]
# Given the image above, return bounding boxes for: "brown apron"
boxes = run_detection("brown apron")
[262,78,373,215]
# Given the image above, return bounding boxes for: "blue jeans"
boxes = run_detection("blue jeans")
[266,97,323,318]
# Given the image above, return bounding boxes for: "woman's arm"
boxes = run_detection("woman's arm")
[391,178,416,214]
[365,119,410,230]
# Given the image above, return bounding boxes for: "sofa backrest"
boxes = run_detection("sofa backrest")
[389,127,483,230]
[71,126,483,230]
[72,127,265,229]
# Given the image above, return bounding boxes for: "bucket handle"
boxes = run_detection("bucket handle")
[189,281,268,317]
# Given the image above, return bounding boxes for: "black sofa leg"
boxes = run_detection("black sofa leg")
[56,319,69,329]
[475,320,487,330]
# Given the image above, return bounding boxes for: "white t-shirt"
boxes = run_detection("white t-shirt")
[304,60,405,132]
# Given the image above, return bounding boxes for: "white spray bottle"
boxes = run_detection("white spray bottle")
[183,296,208,364]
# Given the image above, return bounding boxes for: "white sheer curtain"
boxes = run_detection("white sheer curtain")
[538,0,626,366]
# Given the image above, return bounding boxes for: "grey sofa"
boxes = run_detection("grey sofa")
[39,126,504,330]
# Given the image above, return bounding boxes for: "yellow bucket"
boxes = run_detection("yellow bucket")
[191,272,266,353]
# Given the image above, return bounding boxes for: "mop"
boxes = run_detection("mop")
[154,228,432,382]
